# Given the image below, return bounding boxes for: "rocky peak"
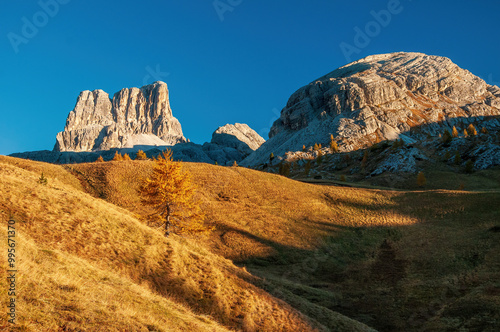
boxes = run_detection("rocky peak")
[55,81,186,152]
[243,52,500,165]
[211,123,265,154]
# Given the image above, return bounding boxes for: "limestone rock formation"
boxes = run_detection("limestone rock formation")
[202,123,265,165]
[242,52,500,166]
[54,81,186,152]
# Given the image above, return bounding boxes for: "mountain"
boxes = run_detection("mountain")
[54,81,187,152]
[242,52,500,166]
[11,81,265,165]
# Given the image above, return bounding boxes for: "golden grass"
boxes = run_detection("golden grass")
[0,158,344,331]
[2,156,500,331]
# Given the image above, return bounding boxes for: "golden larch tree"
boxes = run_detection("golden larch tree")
[139,150,211,237]
[136,149,148,160]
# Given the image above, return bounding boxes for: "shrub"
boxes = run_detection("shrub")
[416,171,426,187]
[139,149,211,237]
[135,150,148,160]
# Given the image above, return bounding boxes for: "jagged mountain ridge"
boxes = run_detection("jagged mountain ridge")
[242,52,500,166]
[55,81,187,152]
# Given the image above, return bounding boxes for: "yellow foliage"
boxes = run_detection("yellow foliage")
[140,150,212,236]
[135,149,148,160]
[112,151,124,161]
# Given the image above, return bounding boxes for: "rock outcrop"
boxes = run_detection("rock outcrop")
[242,52,500,165]
[54,81,186,152]
[13,121,264,166]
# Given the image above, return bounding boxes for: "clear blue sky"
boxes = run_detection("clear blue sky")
[1,0,500,155]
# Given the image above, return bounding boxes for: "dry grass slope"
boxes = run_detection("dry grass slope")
[1,156,374,331]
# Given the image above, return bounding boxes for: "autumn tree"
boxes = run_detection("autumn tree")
[136,150,148,160]
[417,171,426,187]
[139,150,211,237]
[442,129,452,144]
[96,155,105,163]
[452,126,459,138]
[467,124,477,136]
[463,129,468,138]
[112,152,124,161]
[302,145,306,152]
[269,152,275,163]
[123,153,132,161]
[330,140,339,153]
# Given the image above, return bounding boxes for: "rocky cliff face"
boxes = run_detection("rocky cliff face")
[243,52,500,165]
[55,81,186,152]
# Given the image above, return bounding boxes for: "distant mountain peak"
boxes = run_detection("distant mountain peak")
[54,81,186,152]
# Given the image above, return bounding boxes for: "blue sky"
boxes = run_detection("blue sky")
[1,0,500,155]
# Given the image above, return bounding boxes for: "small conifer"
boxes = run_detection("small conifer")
[38,173,48,186]
[112,151,124,161]
[417,171,426,187]
[454,151,462,165]
[467,124,477,136]
[136,150,148,160]
[442,130,452,144]
[481,127,489,134]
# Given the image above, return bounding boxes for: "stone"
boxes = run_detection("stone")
[242,52,500,166]
[54,81,186,152]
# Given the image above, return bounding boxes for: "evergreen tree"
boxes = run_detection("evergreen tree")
[269,152,275,163]
[304,160,312,176]
[139,150,211,237]
[481,127,489,134]
[442,130,452,144]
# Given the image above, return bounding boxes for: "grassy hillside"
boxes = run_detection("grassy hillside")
[67,159,500,331]
[2,155,500,331]
[0,156,372,331]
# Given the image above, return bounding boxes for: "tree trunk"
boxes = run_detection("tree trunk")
[165,205,171,237]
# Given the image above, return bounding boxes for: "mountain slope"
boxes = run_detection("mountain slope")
[243,52,500,165]
[66,159,500,331]
[0,156,373,332]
